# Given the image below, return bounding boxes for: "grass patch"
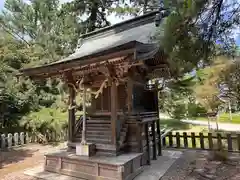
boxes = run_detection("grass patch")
[160,118,206,132]
[196,113,240,124]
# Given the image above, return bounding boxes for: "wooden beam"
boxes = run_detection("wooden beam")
[21,49,135,78]
[111,81,118,145]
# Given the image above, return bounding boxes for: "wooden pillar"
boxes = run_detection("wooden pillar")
[151,122,157,160]
[144,123,151,165]
[68,85,76,143]
[111,81,118,145]
[136,115,143,153]
[156,118,162,156]
[155,87,162,156]
[127,79,133,114]
[81,86,87,144]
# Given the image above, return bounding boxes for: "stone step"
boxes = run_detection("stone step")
[75,134,111,139]
[85,127,111,131]
[74,137,111,144]
[86,123,111,127]
[87,120,111,124]
[80,130,111,135]
[89,115,111,119]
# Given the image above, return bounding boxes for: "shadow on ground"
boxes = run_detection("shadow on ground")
[0,148,38,169]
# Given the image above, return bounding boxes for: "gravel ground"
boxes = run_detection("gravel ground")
[160,150,240,180]
[0,143,67,180]
[1,145,240,180]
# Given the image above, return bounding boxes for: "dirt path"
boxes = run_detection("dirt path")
[0,143,67,180]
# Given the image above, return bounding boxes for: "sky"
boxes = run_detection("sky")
[0,0,240,45]
[0,0,132,24]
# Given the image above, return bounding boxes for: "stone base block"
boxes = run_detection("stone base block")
[44,151,143,180]
[76,143,96,156]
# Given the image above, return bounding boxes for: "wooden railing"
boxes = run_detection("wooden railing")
[162,132,240,153]
[75,115,83,136]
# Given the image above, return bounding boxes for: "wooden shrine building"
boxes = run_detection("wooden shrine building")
[20,11,170,180]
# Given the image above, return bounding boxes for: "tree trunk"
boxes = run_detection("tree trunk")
[88,1,98,32]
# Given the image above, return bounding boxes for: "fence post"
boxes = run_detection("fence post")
[227,134,233,152]
[208,133,213,150]
[199,133,204,149]
[183,132,188,148]
[162,136,166,147]
[176,132,181,148]
[168,132,173,147]
[14,133,19,146]
[191,132,196,148]
[8,133,13,148]
[237,134,240,152]
[217,133,222,150]
[20,132,25,145]
[1,134,6,149]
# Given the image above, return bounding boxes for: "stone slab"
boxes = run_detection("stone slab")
[24,150,182,180]
[134,150,182,180]
[24,166,84,180]
[46,151,143,165]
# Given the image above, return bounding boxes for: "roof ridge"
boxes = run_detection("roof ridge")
[81,11,158,39]
[75,11,158,50]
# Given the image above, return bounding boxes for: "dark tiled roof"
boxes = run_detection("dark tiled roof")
[53,11,159,64]
[20,11,161,76]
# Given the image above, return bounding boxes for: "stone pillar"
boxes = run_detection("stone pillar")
[8,133,12,148]
[20,132,25,145]
[14,133,19,146]
[1,134,6,149]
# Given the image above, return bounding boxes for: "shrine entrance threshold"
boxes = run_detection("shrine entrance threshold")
[20,11,170,180]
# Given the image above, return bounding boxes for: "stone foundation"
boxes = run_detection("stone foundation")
[44,151,144,180]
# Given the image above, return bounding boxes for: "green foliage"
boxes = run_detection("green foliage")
[187,103,207,117]
[194,57,231,112]
[0,0,119,136]
[20,108,68,142]
[197,113,240,124]
[0,0,79,132]
[155,0,240,78]
[1,0,80,64]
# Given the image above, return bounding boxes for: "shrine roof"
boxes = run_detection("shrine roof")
[20,11,161,77]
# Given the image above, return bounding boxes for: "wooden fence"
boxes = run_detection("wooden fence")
[0,131,68,149]
[162,132,240,152]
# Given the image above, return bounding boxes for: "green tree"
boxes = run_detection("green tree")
[1,0,80,64]
[156,0,240,78]
[65,0,122,32]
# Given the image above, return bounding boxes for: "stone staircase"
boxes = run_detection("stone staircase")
[74,114,128,155]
